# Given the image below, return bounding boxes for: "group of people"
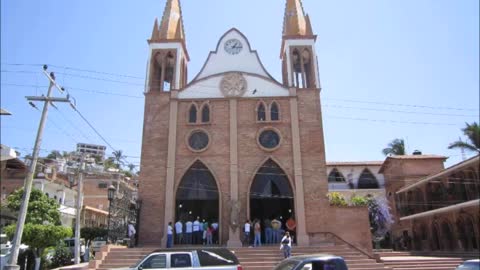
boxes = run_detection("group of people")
[243,216,296,248]
[166,217,219,248]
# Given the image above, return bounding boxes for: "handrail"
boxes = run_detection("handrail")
[318,231,375,260]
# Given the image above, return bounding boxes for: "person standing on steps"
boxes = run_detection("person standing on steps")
[128,221,136,248]
[280,231,292,258]
[243,220,251,247]
[193,217,201,245]
[185,219,193,245]
[264,217,272,244]
[271,217,281,243]
[175,219,183,245]
[253,219,262,247]
[166,222,173,248]
[286,216,296,244]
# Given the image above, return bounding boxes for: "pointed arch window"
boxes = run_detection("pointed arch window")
[250,159,293,199]
[188,104,197,123]
[257,103,266,121]
[201,104,210,123]
[177,161,218,200]
[270,102,279,121]
[357,168,379,189]
[328,169,345,183]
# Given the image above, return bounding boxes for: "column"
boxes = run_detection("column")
[161,91,178,245]
[289,88,309,246]
[227,99,242,247]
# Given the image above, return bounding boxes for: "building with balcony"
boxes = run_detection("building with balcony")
[382,155,479,252]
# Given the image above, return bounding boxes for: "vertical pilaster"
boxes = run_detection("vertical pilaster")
[227,99,242,247]
[289,88,309,246]
[161,91,178,245]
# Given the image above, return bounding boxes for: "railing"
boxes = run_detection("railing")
[320,231,375,260]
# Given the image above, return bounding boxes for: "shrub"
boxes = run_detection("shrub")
[350,195,369,206]
[326,192,347,206]
[50,243,73,269]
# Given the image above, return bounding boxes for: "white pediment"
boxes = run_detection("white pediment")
[192,28,278,82]
[180,28,289,99]
[178,73,289,99]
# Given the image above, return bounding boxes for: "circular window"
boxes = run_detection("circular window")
[258,129,281,150]
[188,130,209,152]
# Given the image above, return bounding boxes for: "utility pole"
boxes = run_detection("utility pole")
[74,154,86,264]
[5,66,70,270]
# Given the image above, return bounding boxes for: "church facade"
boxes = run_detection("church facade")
[138,0,372,251]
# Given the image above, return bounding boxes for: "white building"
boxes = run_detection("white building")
[33,177,78,227]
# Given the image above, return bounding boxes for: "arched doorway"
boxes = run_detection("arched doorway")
[175,160,219,244]
[249,159,294,242]
[441,221,455,250]
[431,222,441,250]
[464,217,478,250]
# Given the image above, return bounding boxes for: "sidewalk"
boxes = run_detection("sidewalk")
[51,262,89,270]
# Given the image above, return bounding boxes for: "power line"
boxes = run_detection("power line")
[325,115,458,126]
[71,107,118,152]
[324,98,479,112]
[2,83,143,99]
[324,104,479,118]
[2,63,144,79]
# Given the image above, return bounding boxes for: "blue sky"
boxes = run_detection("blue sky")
[1,0,479,170]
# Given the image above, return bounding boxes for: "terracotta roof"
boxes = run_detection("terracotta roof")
[383,155,446,160]
[378,154,447,173]
[326,161,384,166]
[84,205,108,215]
[396,155,479,194]
[6,158,26,170]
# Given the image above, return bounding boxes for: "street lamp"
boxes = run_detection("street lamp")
[107,185,116,244]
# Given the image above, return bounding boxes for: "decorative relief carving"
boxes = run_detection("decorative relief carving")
[220,72,247,97]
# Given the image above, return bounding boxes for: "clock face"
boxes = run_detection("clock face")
[224,39,243,55]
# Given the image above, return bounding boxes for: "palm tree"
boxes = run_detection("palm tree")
[127,163,136,172]
[448,122,480,153]
[382,138,406,156]
[112,150,125,169]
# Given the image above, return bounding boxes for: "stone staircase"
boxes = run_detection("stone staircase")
[89,244,391,270]
[381,257,464,270]
[376,250,479,270]
[229,245,390,270]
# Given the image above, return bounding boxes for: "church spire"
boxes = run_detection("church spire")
[150,18,160,40]
[282,0,314,37]
[157,0,186,41]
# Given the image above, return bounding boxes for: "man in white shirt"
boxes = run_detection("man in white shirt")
[167,222,173,248]
[128,222,136,248]
[243,220,251,247]
[185,220,193,245]
[193,217,201,245]
[175,220,183,245]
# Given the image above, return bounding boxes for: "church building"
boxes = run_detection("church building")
[138,0,372,251]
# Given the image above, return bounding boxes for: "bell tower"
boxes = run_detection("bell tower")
[280,0,320,89]
[146,0,189,92]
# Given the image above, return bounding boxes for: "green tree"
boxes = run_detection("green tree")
[448,122,480,153]
[127,163,136,172]
[112,150,125,169]
[382,138,406,156]
[6,188,61,225]
[46,150,61,159]
[5,224,72,270]
[103,157,116,170]
[80,227,107,244]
